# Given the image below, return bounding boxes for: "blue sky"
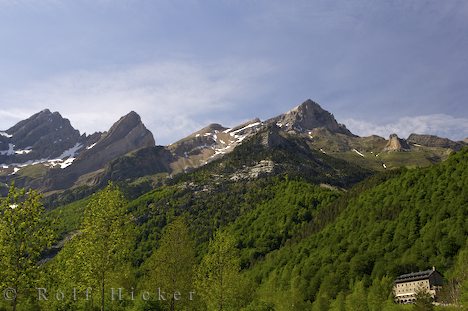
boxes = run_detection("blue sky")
[0,0,467,144]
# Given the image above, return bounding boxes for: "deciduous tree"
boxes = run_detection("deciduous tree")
[144,217,196,311]
[0,185,55,311]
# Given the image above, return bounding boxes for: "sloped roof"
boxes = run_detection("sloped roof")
[395,269,435,283]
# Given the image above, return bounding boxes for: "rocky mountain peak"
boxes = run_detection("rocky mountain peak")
[79,111,154,161]
[107,111,145,135]
[43,111,156,191]
[384,134,410,152]
[268,99,354,136]
[0,109,81,162]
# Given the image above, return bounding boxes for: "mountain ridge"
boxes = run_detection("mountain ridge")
[1,100,465,196]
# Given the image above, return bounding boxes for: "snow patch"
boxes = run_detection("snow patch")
[9,167,20,175]
[86,143,97,150]
[230,122,261,135]
[352,149,365,157]
[0,143,83,170]
[60,157,76,169]
[15,147,32,155]
[0,131,12,138]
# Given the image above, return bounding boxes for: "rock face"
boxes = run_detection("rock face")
[384,134,410,152]
[407,133,465,151]
[0,109,81,164]
[260,124,293,148]
[43,111,155,190]
[96,146,173,185]
[267,99,354,136]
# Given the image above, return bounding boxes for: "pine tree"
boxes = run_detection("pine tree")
[0,185,55,311]
[145,217,196,311]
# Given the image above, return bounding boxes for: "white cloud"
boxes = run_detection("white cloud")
[344,114,468,141]
[0,59,274,144]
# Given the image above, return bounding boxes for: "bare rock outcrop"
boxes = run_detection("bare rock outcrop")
[384,134,410,152]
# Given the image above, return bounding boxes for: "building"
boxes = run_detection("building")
[393,267,443,304]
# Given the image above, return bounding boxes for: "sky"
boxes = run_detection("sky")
[0,0,467,145]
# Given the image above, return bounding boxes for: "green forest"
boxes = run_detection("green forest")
[0,147,467,310]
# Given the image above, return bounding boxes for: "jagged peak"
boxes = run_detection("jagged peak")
[28,108,58,119]
[269,99,354,136]
[104,111,153,143]
[107,111,145,134]
[119,110,141,123]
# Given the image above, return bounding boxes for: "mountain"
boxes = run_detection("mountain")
[172,123,370,187]
[0,109,83,165]
[162,99,464,176]
[267,99,354,135]
[0,110,154,193]
[42,111,155,191]
[1,99,465,198]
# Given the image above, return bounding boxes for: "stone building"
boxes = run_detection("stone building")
[393,267,443,304]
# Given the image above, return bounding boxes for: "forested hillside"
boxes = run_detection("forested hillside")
[245,147,468,309]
